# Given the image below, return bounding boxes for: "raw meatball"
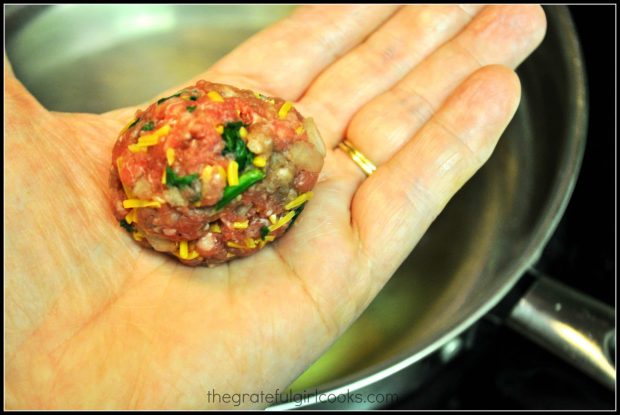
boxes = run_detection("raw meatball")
[109,80,325,266]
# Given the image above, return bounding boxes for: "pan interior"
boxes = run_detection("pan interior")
[6,5,583,395]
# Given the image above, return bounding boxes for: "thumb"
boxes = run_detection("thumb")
[5,53,48,117]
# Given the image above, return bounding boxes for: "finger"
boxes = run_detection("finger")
[4,53,15,78]
[297,4,484,147]
[345,5,546,163]
[352,65,521,282]
[103,5,400,123]
[206,5,401,100]
[5,53,47,115]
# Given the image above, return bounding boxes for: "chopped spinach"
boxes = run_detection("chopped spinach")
[260,225,270,240]
[186,105,197,113]
[165,166,198,188]
[157,92,182,105]
[215,169,265,210]
[141,121,155,131]
[221,121,253,171]
[288,204,306,229]
[120,219,134,233]
[128,118,140,129]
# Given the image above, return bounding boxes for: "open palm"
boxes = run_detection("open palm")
[6,5,546,409]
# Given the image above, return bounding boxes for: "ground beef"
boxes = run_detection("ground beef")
[109,80,325,266]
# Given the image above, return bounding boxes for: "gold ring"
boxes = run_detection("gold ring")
[338,140,377,176]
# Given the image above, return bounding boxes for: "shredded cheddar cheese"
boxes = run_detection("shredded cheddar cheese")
[129,124,171,153]
[278,101,294,119]
[132,231,144,242]
[123,199,161,209]
[216,125,224,134]
[295,125,305,135]
[269,214,278,224]
[156,124,171,136]
[178,241,199,260]
[233,220,249,229]
[239,126,248,139]
[227,160,239,186]
[285,191,313,210]
[253,156,266,168]
[161,167,167,184]
[116,157,123,174]
[141,125,171,143]
[268,210,296,232]
[179,240,189,259]
[265,235,275,242]
[166,148,175,165]
[137,134,159,146]
[210,223,221,233]
[227,241,246,249]
[187,251,200,260]
[125,208,138,224]
[128,144,148,153]
[207,91,224,102]
[245,238,257,249]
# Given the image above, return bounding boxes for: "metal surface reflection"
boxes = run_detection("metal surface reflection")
[508,276,615,389]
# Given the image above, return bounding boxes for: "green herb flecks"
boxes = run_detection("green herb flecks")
[165,166,199,188]
[128,118,140,129]
[256,92,272,101]
[260,225,270,240]
[157,92,182,105]
[221,121,253,171]
[120,219,134,233]
[215,169,266,210]
[141,121,155,131]
[288,204,306,229]
[186,105,197,113]
[189,96,198,101]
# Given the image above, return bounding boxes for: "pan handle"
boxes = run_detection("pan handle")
[506,273,615,390]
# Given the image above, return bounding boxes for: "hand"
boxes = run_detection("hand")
[6,5,546,409]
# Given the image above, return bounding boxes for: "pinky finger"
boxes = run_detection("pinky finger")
[351,65,521,282]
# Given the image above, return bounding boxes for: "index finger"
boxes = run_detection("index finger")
[206,5,401,100]
[105,5,400,122]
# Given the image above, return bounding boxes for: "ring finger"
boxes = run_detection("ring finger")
[344,5,546,166]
